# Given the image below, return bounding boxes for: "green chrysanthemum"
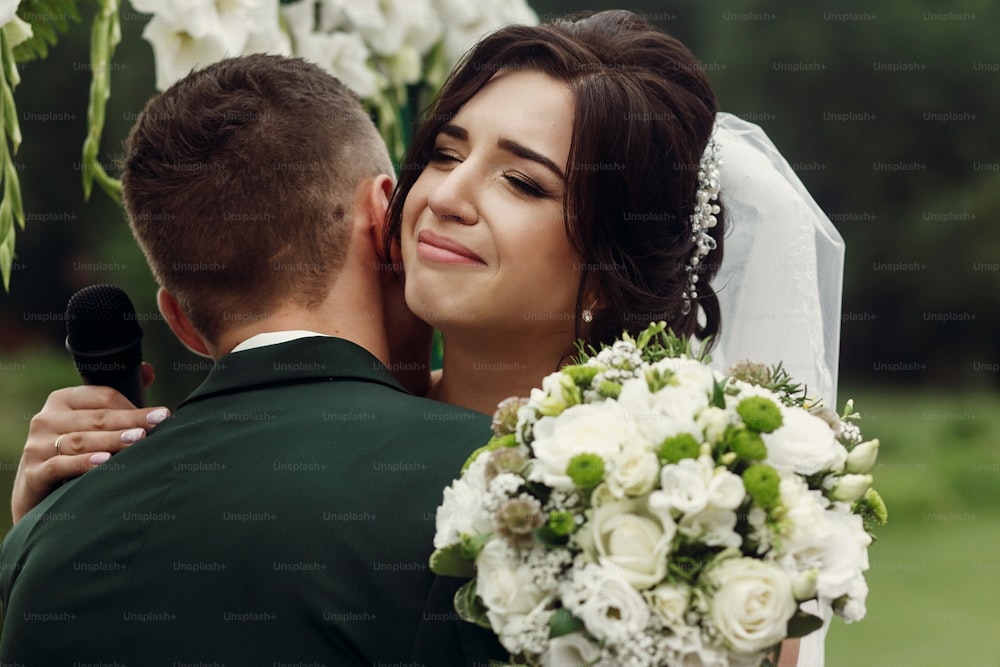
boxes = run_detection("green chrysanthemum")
[658,433,701,463]
[730,428,767,461]
[737,396,784,433]
[566,453,605,488]
[742,463,781,509]
[547,511,576,536]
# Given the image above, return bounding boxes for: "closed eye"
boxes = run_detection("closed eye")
[504,172,549,198]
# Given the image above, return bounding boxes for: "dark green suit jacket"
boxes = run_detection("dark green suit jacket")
[0,337,504,666]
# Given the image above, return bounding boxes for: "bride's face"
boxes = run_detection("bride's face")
[400,70,582,335]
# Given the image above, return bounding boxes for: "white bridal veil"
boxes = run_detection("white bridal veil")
[706,112,845,665]
[708,112,845,408]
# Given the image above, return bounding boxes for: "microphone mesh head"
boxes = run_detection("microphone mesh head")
[66,284,143,352]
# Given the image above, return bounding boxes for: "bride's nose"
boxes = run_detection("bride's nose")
[427,164,478,225]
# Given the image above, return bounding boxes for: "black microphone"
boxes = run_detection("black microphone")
[65,284,146,408]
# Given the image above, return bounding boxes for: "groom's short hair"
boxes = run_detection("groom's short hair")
[122,54,392,341]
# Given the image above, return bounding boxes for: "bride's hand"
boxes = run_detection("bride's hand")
[12,363,169,524]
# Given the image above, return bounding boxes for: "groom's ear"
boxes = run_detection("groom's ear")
[363,174,395,262]
[157,288,213,359]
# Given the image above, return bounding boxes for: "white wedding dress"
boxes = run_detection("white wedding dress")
[707,113,845,667]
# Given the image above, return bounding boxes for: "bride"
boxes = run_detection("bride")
[11,9,842,666]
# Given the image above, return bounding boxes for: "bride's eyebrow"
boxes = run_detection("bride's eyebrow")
[438,122,564,181]
[497,137,566,182]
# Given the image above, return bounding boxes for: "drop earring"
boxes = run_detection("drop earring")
[581,299,597,323]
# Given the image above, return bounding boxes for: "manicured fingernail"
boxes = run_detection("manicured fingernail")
[146,408,170,425]
[90,452,112,465]
[121,428,145,444]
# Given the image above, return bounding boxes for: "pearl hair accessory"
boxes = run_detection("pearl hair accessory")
[683,137,722,315]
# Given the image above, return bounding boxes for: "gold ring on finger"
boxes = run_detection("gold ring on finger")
[54,434,68,456]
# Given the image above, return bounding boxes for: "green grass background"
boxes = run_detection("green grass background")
[1,349,998,665]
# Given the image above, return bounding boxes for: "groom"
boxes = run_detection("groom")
[0,55,501,665]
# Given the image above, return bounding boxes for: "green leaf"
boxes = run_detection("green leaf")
[548,608,584,638]
[712,378,726,409]
[532,524,569,548]
[12,0,83,63]
[786,610,824,638]
[454,580,492,630]
[429,543,475,578]
[458,532,492,561]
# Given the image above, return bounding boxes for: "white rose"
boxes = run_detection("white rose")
[529,402,631,491]
[581,498,675,589]
[814,512,870,600]
[606,445,659,498]
[763,408,848,475]
[652,357,717,394]
[619,377,706,445]
[542,632,605,667]
[476,540,547,629]
[709,558,797,654]
[575,568,651,641]
[649,457,710,516]
[433,451,491,548]
[644,582,691,630]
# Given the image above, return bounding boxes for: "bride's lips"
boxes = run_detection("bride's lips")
[416,230,486,266]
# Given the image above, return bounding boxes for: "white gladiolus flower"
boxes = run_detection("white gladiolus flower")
[140,0,289,91]
[0,0,21,27]
[143,15,234,92]
[292,31,379,98]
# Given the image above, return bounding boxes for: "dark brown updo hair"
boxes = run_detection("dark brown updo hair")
[385,10,725,348]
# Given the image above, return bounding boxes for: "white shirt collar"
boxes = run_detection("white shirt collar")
[230,330,330,354]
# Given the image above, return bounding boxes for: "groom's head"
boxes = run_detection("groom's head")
[122,54,392,344]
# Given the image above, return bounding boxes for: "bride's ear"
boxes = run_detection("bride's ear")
[157,288,213,358]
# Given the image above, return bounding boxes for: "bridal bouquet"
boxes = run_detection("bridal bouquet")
[430,323,886,667]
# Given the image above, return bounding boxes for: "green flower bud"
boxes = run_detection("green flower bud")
[793,569,819,601]
[658,433,701,463]
[598,380,622,399]
[547,511,577,537]
[563,365,600,387]
[730,429,767,461]
[566,453,606,488]
[742,464,781,509]
[845,439,879,474]
[737,396,783,433]
[830,474,873,503]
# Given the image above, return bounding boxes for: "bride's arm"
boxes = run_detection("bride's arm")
[778,639,800,666]
[12,367,168,523]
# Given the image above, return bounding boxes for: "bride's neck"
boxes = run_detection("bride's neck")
[431,330,574,415]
